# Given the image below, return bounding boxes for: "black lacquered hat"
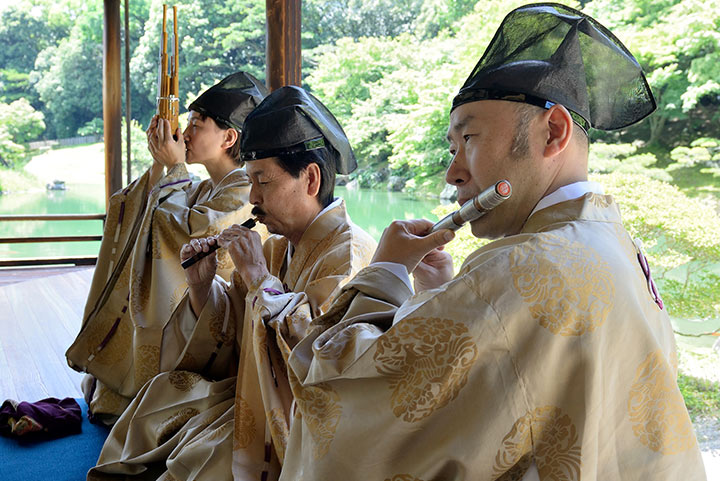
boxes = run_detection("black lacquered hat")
[188,71,268,130]
[240,86,357,174]
[452,3,656,131]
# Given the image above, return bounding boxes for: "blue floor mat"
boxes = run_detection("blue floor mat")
[0,398,110,481]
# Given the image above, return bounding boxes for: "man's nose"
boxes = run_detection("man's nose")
[249,185,261,205]
[445,152,468,186]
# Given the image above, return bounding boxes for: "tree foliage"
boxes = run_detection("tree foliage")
[0,99,45,167]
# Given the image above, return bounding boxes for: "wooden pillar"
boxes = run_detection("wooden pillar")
[103,0,123,206]
[266,0,301,91]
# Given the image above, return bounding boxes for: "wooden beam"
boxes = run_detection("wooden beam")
[103,0,123,207]
[266,0,301,91]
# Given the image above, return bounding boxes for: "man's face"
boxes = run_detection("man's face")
[445,100,541,239]
[182,111,227,164]
[246,157,311,239]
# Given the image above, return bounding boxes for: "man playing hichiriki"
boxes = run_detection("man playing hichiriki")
[88,86,377,481]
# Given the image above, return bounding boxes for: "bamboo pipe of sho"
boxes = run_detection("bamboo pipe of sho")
[181,218,258,270]
[430,180,512,233]
[157,4,179,134]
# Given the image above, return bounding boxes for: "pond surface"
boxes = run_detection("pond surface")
[0,183,442,259]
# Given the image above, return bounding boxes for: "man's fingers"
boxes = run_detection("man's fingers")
[420,228,455,251]
[161,118,173,140]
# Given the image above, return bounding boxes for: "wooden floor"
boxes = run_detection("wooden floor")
[0,266,94,401]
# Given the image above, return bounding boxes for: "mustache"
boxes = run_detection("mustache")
[251,206,266,217]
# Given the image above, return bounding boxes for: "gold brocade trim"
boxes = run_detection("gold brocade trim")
[373,317,478,422]
[384,476,425,481]
[510,235,614,336]
[492,406,581,480]
[233,396,257,449]
[156,407,201,445]
[168,371,204,392]
[628,350,696,454]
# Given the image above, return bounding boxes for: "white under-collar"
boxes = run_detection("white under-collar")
[530,181,604,216]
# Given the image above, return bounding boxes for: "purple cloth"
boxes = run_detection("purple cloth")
[0,397,81,439]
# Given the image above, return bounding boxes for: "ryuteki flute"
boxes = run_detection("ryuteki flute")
[430,180,512,233]
[181,218,257,269]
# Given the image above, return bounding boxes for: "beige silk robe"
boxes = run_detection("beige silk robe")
[66,163,256,419]
[277,193,706,481]
[88,200,377,481]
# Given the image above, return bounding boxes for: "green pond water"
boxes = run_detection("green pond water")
[0,182,716,348]
[0,183,440,258]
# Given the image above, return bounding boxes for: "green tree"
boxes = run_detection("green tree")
[33,22,103,137]
[0,1,75,107]
[0,99,45,166]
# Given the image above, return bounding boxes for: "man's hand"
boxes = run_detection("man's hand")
[180,237,218,316]
[413,247,454,292]
[147,115,184,170]
[372,219,455,273]
[218,224,269,288]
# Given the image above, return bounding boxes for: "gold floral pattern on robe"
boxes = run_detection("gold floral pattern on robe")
[130,272,151,314]
[290,373,342,459]
[492,406,581,481]
[233,396,256,448]
[373,317,478,422]
[157,407,201,445]
[628,350,697,454]
[168,371,204,392]
[267,407,290,461]
[510,235,614,336]
[134,344,161,390]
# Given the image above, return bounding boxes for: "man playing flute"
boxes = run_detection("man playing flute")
[270,4,706,480]
[67,72,267,423]
[87,86,377,480]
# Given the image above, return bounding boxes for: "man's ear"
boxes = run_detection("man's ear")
[305,162,322,198]
[222,128,239,150]
[542,104,574,158]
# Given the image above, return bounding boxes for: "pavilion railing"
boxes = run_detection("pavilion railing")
[0,214,105,267]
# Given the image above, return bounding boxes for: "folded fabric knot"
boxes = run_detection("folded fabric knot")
[0,397,82,440]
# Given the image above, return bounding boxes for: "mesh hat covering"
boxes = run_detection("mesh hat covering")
[452,3,656,131]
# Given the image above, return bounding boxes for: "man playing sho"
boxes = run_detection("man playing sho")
[88,86,376,480]
[66,72,267,423]
[270,4,707,480]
